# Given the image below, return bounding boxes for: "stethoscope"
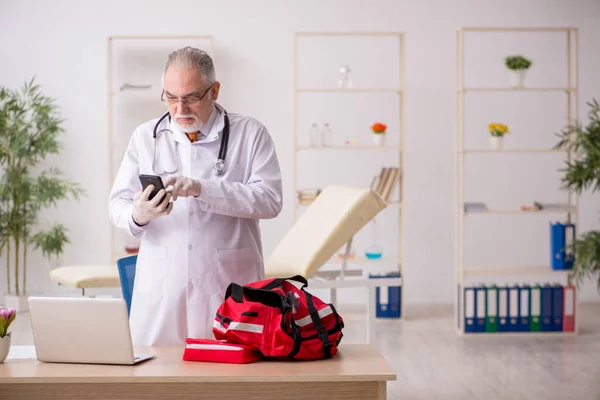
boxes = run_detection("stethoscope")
[151,106,230,176]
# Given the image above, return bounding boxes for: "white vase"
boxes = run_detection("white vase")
[509,69,526,88]
[489,135,504,150]
[373,134,386,147]
[0,333,11,363]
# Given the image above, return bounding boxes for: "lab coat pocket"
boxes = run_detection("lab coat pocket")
[213,162,245,183]
[215,246,263,289]
[134,244,168,297]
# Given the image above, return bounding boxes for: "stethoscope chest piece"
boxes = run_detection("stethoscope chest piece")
[213,159,226,176]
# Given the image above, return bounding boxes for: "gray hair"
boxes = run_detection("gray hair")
[162,46,216,84]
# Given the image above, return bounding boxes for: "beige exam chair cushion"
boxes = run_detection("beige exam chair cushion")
[49,266,121,288]
[266,185,386,279]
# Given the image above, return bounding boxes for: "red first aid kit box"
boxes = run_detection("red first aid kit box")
[182,338,263,364]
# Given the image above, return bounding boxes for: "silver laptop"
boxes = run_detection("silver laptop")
[28,296,155,365]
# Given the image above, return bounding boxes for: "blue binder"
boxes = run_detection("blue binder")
[370,273,401,318]
[508,285,519,332]
[474,284,486,332]
[497,286,509,332]
[517,284,530,332]
[552,284,564,331]
[464,286,476,333]
[541,284,553,332]
[551,222,575,270]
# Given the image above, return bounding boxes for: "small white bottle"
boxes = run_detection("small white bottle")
[321,123,333,147]
[309,123,320,147]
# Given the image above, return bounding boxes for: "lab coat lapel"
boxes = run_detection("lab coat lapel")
[169,121,194,145]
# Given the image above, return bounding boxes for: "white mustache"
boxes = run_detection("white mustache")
[175,114,197,121]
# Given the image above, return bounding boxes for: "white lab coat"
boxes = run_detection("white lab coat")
[108,103,283,346]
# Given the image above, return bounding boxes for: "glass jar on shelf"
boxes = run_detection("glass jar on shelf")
[338,64,352,89]
[365,219,383,259]
[309,123,320,147]
[321,123,333,147]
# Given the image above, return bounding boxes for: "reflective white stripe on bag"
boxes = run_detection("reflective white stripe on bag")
[294,305,333,327]
[213,320,264,334]
[186,343,245,351]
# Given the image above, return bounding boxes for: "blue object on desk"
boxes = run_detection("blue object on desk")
[369,272,401,318]
[551,222,575,270]
[117,255,138,316]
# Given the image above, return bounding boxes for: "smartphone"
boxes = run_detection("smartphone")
[139,174,165,201]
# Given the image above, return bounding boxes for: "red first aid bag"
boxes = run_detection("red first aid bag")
[182,338,263,364]
[212,275,344,361]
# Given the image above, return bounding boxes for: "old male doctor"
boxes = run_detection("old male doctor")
[108,47,283,346]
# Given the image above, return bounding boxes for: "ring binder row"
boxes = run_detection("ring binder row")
[461,283,575,334]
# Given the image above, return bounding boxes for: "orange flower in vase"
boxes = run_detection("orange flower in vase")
[371,122,387,146]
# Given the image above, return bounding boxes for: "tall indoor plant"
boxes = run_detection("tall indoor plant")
[0,78,84,307]
[554,98,600,290]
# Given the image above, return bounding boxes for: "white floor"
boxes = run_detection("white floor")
[7,302,600,399]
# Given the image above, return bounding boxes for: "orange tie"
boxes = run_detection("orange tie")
[187,132,200,143]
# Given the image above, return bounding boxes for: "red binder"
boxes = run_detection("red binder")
[182,338,263,364]
[563,285,576,332]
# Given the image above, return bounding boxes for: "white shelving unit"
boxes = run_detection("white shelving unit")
[455,27,579,335]
[294,32,405,317]
[107,35,214,264]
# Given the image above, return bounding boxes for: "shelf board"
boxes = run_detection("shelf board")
[460,266,570,276]
[298,200,401,207]
[325,256,401,266]
[296,145,401,151]
[458,88,574,93]
[457,27,577,32]
[296,88,402,93]
[459,148,563,153]
[459,331,577,337]
[460,208,574,215]
[297,88,401,93]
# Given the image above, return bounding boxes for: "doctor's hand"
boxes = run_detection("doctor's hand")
[163,176,201,201]
[132,185,173,226]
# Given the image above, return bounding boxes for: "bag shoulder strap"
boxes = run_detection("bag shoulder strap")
[225,282,291,310]
[260,275,308,290]
[304,290,333,359]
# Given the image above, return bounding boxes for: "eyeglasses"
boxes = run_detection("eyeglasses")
[161,83,214,105]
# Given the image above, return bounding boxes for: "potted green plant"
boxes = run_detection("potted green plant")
[0,78,85,312]
[504,55,532,88]
[554,98,600,290]
[0,307,16,363]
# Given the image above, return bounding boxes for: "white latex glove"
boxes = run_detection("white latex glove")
[132,184,173,226]
[163,176,201,201]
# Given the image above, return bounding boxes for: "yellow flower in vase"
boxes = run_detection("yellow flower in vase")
[488,123,510,137]
[487,123,510,150]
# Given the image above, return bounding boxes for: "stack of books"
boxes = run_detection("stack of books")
[297,189,321,205]
[371,167,402,201]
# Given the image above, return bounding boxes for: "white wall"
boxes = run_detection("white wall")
[1,0,599,305]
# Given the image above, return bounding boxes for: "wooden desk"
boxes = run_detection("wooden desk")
[0,344,395,399]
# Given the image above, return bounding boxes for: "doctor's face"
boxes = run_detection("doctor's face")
[162,67,220,133]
